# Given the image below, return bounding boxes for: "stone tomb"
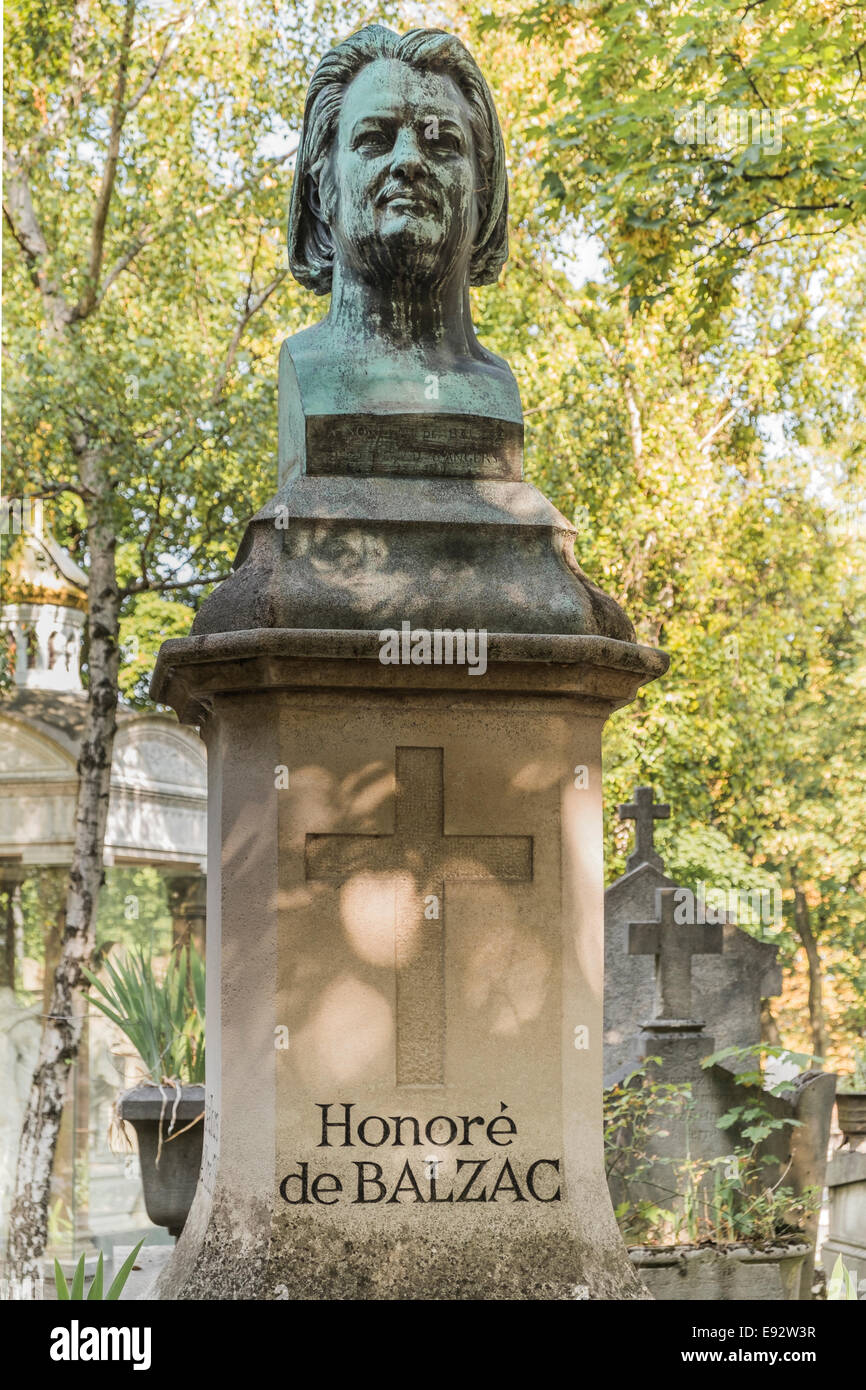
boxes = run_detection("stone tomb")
[150,24,667,1299]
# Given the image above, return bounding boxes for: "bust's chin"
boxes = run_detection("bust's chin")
[352,222,457,288]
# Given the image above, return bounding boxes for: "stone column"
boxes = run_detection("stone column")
[150,478,666,1300]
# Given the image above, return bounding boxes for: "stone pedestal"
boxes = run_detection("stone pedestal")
[150,627,663,1299]
[147,421,670,1298]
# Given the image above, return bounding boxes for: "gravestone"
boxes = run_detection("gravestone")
[604,786,783,1080]
[608,886,835,1300]
[628,886,723,1022]
[150,24,667,1300]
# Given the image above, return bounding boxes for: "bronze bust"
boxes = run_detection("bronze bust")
[279,25,523,484]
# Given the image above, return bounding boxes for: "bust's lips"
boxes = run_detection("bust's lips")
[377,187,436,214]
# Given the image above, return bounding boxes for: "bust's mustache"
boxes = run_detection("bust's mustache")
[374,179,438,214]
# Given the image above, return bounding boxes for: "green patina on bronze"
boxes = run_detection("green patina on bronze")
[279,25,522,485]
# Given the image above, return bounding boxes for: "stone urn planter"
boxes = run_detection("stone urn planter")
[119,1084,205,1238]
[836,1094,866,1148]
[629,1241,812,1301]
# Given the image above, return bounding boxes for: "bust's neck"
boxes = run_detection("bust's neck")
[326,260,477,357]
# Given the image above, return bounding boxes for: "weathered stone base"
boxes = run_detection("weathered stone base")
[153,1190,650,1300]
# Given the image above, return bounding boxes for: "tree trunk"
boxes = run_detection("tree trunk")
[760,997,782,1048]
[6,470,120,1282]
[791,875,828,1065]
[41,871,68,1022]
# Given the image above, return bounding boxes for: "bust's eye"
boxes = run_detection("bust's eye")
[355,129,391,152]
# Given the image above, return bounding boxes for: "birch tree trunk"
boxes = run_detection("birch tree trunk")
[6,459,120,1283]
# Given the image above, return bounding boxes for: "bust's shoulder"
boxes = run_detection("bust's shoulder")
[279,321,328,366]
[474,340,513,377]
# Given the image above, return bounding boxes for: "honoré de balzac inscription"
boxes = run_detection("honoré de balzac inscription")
[279,1102,562,1206]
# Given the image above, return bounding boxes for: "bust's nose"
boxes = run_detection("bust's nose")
[389,126,425,179]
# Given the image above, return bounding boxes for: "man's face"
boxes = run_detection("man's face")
[319,59,481,288]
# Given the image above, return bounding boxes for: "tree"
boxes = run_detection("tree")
[2,0,372,1281]
[502,0,866,323]
[456,0,866,1063]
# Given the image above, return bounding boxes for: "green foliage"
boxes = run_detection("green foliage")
[6,866,172,1007]
[707,1155,818,1246]
[3,869,66,986]
[605,1052,817,1246]
[838,1040,866,1094]
[827,1254,861,1301]
[499,0,866,321]
[118,592,203,707]
[47,1197,74,1247]
[94,867,173,954]
[54,1241,144,1301]
[703,1042,816,1087]
[84,946,205,1084]
[604,1059,694,1243]
[2,0,381,666]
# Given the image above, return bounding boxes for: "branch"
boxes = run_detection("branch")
[93,229,154,306]
[206,268,288,407]
[699,400,753,452]
[2,142,75,333]
[64,0,90,122]
[19,0,204,166]
[117,257,287,477]
[125,0,206,113]
[73,0,137,321]
[93,145,298,309]
[723,49,770,109]
[523,390,571,418]
[512,248,646,471]
[121,572,229,598]
[17,1,92,164]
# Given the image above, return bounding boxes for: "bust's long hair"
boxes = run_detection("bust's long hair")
[288,24,509,295]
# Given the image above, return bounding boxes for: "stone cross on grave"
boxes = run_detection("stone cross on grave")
[618,785,670,872]
[305,746,533,1087]
[628,887,723,1024]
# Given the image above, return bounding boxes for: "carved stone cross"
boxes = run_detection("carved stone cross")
[618,785,670,872]
[628,887,723,1022]
[305,746,533,1085]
